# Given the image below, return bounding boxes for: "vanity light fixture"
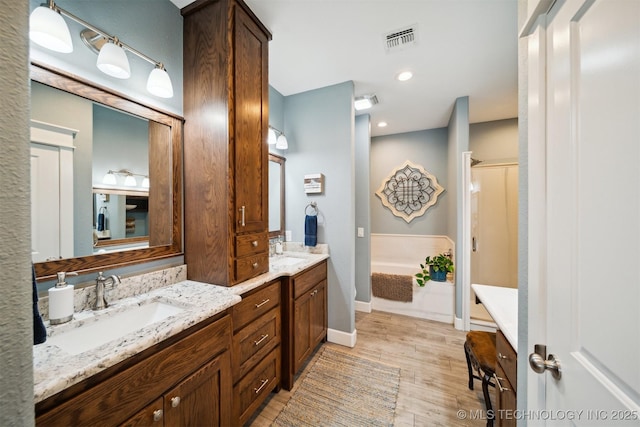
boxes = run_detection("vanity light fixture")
[102,169,149,188]
[29,0,174,98]
[269,126,289,150]
[354,94,379,111]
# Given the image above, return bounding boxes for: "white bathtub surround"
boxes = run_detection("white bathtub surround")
[370,234,455,323]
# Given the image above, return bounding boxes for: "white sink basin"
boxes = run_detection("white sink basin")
[270,256,306,267]
[47,301,184,355]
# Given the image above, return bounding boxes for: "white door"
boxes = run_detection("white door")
[31,143,61,262]
[527,0,640,424]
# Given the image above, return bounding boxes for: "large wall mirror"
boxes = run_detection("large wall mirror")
[268,153,285,238]
[31,63,183,280]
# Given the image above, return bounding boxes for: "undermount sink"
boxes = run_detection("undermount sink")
[270,256,306,267]
[47,301,184,355]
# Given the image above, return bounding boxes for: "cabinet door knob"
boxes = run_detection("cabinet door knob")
[252,262,259,269]
[170,396,181,408]
[498,352,507,359]
[252,240,258,247]
[153,409,163,422]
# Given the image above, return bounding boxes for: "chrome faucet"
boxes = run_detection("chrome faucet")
[94,271,121,310]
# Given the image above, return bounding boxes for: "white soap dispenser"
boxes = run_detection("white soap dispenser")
[48,272,77,325]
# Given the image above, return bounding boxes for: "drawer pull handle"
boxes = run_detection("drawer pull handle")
[170,396,181,408]
[252,240,258,247]
[492,373,510,393]
[239,206,246,227]
[498,352,507,360]
[254,378,269,394]
[311,289,318,296]
[153,409,163,422]
[255,299,270,309]
[254,334,269,346]
[252,262,259,269]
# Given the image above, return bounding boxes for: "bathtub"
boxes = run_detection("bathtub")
[370,234,455,324]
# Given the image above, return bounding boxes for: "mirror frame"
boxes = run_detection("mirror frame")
[268,153,285,238]
[31,61,184,281]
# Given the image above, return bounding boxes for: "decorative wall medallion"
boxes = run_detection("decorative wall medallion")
[375,160,444,223]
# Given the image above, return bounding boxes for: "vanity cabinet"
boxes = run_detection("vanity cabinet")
[230,279,281,425]
[35,314,232,426]
[281,260,328,390]
[182,0,272,286]
[495,330,517,427]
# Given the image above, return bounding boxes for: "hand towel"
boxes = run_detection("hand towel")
[32,264,47,345]
[304,214,317,247]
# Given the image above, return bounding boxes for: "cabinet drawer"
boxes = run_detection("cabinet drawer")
[496,330,517,389]
[235,253,269,282]
[293,261,327,299]
[37,316,231,426]
[495,361,517,427]
[232,280,280,332]
[233,347,280,426]
[236,232,268,257]
[232,308,280,382]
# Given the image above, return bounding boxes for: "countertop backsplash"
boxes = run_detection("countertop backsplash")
[37,265,187,321]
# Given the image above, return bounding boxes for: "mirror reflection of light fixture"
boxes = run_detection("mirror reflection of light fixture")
[29,0,174,98]
[102,169,149,188]
[354,94,379,111]
[268,126,288,150]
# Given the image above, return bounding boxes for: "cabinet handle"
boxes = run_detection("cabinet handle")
[252,240,258,247]
[254,334,269,346]
[153,409,163,422]
[254,378,269,394]
[255,299,270,308]
[310,289,318,297]
[252,262,259,269]
[492,373,510,393]
[170,396,181,408]
[498,352,508,360]
[239,206,246,227]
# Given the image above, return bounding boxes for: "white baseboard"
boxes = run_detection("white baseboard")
[327,328,357,348]
[355,300,371,313]
[454,316,464,331]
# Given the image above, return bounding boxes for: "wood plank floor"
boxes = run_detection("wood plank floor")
[247,310,492,426]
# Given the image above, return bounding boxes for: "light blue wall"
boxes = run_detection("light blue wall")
[470,118,518,163]
[269,86,285,135]
[28,0,183,116]
[354,115,371,303]
[283,81,356,336]
[447,96,469,319]
[370,128,450,235]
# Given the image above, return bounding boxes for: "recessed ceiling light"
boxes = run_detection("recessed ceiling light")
[354,94,379,111]
[397,71,413,81]
[378,121,388,127]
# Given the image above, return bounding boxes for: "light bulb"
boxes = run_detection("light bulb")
[29,6,73,53]
[276,134,288,150]
[102,172,117,185]
[124,175,137,187]
[147,67,173,98]
[97,42,131,79]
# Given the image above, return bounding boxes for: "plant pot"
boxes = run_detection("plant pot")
[429,266,447,282]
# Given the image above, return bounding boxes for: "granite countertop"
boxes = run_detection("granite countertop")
[471,284,518,350]
[34,250,328,403]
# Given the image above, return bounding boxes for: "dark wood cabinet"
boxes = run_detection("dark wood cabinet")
[230,280,281,425]
[36,315,232,426]
[182,0,271,286]
[282,261,328,390]
[495,330,517,427]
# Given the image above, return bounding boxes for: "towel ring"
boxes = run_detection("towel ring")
[305,202,318,216]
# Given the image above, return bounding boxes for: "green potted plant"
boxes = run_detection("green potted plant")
[415,253,454,285]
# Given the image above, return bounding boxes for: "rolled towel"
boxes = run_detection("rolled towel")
[304,214,317,247]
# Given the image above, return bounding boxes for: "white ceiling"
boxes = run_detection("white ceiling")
[172,0,519,137]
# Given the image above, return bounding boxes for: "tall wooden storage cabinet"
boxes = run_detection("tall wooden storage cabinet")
[182,0,271,286]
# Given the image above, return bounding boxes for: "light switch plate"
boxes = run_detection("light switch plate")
[285,230,292,241]
[357,227,364,238]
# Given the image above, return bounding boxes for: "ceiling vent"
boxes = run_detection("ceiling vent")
[384,25,418,52]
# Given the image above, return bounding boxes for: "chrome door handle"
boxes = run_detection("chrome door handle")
[529,344,562,379]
